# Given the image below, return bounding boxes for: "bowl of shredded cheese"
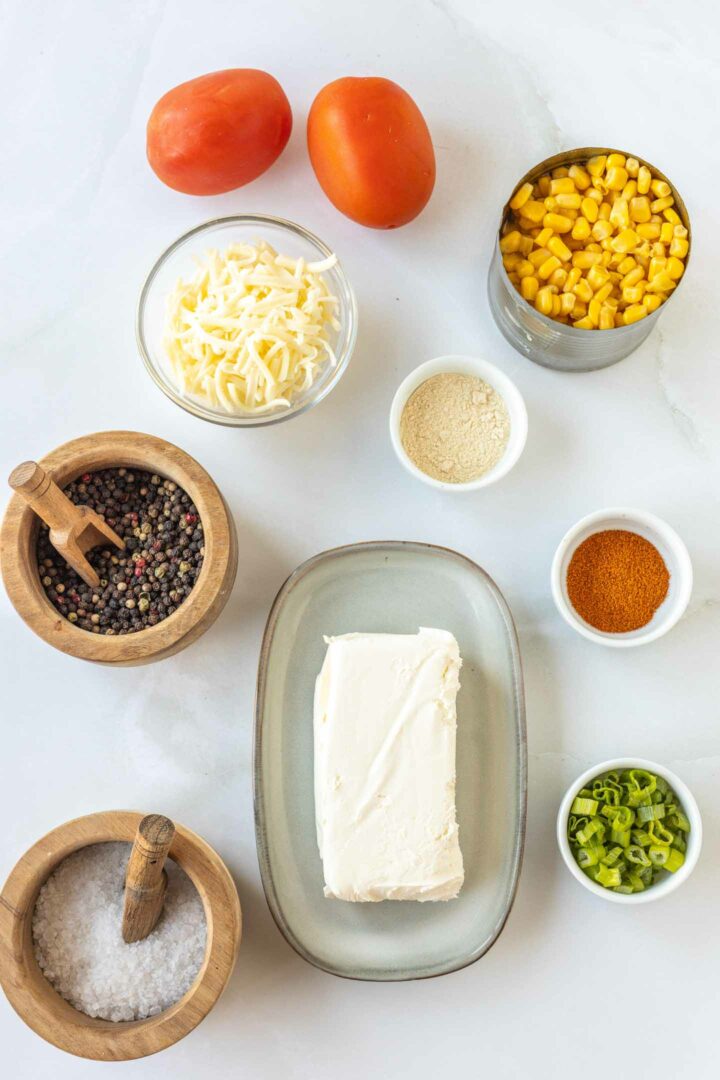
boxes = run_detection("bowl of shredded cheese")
[137,215,357,426]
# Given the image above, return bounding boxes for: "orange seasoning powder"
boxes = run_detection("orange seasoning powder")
[566,529,670,633]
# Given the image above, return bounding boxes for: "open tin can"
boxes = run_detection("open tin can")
[487,147,691,372]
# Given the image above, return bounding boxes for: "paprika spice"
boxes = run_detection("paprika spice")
[566,529,670,633]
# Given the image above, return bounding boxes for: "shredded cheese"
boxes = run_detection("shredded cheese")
[163,241,340,415]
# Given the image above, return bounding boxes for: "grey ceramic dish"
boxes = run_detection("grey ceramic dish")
[254,541,527,981]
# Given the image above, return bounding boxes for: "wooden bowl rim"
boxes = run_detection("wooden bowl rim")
[0,431,235,662]
[0,810,241,1060]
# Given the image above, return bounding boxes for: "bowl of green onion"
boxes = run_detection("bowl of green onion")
[557,759,702,903]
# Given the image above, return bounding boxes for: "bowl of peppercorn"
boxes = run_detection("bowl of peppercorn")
[551,507,693,647]
[0,431,237,664]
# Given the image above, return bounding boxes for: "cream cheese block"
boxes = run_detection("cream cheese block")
[313,628,464,902]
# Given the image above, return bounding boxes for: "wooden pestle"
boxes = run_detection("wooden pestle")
[122,815,176,944]
[8,460,125,589]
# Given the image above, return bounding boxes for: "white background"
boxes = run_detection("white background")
[2,0,719,1076]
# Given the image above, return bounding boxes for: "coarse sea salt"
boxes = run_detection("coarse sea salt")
[32,842,206,1022]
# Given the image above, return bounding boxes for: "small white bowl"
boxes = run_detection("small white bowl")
[557,758,702,904]
[551,507,692,647]
[389,356,528,491]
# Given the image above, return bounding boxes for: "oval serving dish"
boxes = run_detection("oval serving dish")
[254,541,527,981]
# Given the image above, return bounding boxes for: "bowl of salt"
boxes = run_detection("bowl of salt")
[0,810,241,1060]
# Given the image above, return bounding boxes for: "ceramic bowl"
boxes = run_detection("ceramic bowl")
[551,507,692,647]
[389,355,528,491]
[136,215,357,427]
[557,758,702,904]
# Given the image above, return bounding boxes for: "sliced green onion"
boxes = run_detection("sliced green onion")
[571,797,599,816]
[648,846,669,867]
[664,849,685,873]
[566,767,691,893]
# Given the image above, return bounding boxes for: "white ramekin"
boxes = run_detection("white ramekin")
[557,758,702,904]
[389,356,528,491]
[551,507,692,647]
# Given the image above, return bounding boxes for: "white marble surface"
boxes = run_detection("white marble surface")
[1,0,719,1075]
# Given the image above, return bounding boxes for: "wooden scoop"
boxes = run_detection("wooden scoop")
[8,460,125,589]
[122,815,176,944]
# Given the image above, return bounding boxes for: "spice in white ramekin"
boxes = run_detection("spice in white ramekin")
[400,373,510,483]
[32,842,206,1022]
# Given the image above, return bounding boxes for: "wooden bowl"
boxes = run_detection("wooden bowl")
[0,811,242,1061]
[0,431,238,664]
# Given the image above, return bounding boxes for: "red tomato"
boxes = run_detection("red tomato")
[307,77,435,229]
[147,69,292,195]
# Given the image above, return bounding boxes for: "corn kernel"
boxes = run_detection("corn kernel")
[535,287,555,315]
[592,220,614,242]
[586,187,604,204]
[595,282,614,304]
[600,249,613,264]
[503,253,522,271]
[547,235,572,261]
[674,224,688,238]
[535,227,554,248]
[555,193,582,210]
[587,155,607,177]
[581,198,599,224]
[549,267,568,288]
[564,267,581,292]
[648,257,666,281]
[637,166,651,194]
[606,166,628,191]
[544,212,573,233]
[623,284,645,304]
[573,278,594,304]
[666,256,685,280]
[509,182,534,210]
[650,179,671,198]
[571,301,588,319]
[651,242,666,258]
[537,176,551,196]
[560,292,576,315]
[622,181,638,201]
[572,217,592,241]
[663,207,681,225]
[587,264,610,291]
[518,235,534,255]
[538,255,562,280]
[500,231,522,254]
[621,266,644,289]
[646,271,676,293]
[651,195,674,213]
[544,196,559,212]
[520,275,539,301]
[598,202,613,222]
[629,196,651,224]
[617,256,636,275]
[519,200,547,223]
[599,305,616,329]
[552,166,569,179]
[549,177,575,196]
[623,304,648,324]
[610,198,630,229]
[572,250,602,269]
[611,228,639,253]
[626,157,640,178]
[636,223,661,240]
[643,293,661,312]
[516,259,535,279]
[670,236,689,258]
[606,153,626,169]
[573,316,594,329]
[659,223,673,244]
[588,298,602,326]
[528,248,551,268]
[568,164,591,190]
[551,294,562,317]
[507,272,520,285]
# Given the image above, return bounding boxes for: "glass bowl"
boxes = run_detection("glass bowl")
[136,215,358,427]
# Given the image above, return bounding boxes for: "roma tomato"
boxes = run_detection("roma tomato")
[147,69,292,195]
[307,77,435,229]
